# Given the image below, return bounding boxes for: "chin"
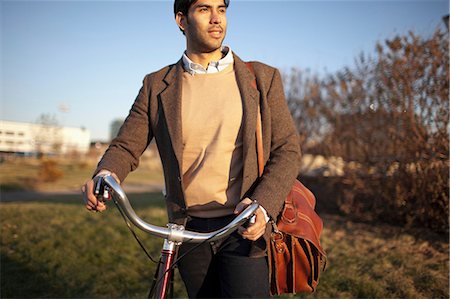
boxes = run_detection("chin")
[210,40,225,50]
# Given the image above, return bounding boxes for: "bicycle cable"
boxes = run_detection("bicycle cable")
[113,198,159,264]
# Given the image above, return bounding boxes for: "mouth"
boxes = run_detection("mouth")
[208,27,223,38]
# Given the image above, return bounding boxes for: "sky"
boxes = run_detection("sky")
[1,0,448,141]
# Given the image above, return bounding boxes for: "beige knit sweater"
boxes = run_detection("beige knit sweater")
[181,64,243,217]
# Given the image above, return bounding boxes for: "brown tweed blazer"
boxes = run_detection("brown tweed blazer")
[96,54,301,231]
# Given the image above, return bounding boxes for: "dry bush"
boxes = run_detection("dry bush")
[286,29,449,233]
[39,159,64,182]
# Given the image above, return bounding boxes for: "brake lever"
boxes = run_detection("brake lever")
[93,175,112,202]
[94,176,102,197]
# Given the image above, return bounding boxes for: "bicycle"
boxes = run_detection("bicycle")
[94,174,259,299]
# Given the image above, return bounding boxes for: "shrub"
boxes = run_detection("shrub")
[287,28,449,233]
[39,159,64,182]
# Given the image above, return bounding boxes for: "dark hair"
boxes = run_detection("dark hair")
[174,0,230,17]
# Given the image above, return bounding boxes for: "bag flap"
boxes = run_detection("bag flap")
[277,180,326,256]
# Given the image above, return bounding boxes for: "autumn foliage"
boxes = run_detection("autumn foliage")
[286,29,449,233]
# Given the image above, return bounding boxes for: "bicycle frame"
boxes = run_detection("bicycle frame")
[98,174,259,299]
[152,239,177,299]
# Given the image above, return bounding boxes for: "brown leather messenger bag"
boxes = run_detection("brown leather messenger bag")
[247,62,327,295]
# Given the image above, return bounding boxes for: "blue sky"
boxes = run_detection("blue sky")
[1,0,448,141]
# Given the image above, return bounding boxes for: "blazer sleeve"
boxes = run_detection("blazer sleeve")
[94,75,154,182]
[250,68,302,219]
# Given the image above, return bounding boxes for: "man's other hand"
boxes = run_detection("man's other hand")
[234,198,267,241]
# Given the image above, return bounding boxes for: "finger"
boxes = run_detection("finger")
[234,198,252,214]
[87,195,106,211]
[241,226,266,240]
[240,230,264,241]
[233,202,247,214]
[96,202,107,212]
[84,180,99,206]
[84,194,96,208]
[241,224,265,238]
[238,222,265,237]
[245,222,265,234]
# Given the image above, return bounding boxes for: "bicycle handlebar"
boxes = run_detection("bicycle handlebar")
[100,175,260,243]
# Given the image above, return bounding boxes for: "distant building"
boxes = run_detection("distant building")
[110,119,124,141]
[0,120,90,155]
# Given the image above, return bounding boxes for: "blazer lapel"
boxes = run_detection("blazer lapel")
[234,55,260,192]
[160,59,184,167]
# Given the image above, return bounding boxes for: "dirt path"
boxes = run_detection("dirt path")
[1,182,164,202]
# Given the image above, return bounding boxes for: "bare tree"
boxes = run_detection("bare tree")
[285,28,449,232]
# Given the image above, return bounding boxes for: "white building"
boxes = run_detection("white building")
[0,120,90,155]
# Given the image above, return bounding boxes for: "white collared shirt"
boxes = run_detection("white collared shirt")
[182,46,234,75]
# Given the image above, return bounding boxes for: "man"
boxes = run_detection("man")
[82,0,301,297]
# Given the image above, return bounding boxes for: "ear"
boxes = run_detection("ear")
[175,12,187,32]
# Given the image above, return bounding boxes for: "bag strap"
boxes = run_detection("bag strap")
[245,62,264,177]
[246,62,280,236]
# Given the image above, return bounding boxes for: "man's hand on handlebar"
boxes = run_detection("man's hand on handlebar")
[234,198,267,241]
[81,171,120,212]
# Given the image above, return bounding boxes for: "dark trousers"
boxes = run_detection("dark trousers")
[177,215,269,298]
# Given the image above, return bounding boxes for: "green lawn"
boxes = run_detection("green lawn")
[1,193,448,298]
[1,193,186,298]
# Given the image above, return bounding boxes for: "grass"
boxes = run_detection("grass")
[312,215,449,299]
[0,157,163,192]
[1,158,449,298]
[1,196,448,298]
[1,193,188,299]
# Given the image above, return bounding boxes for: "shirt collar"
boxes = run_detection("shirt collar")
[182,46,234,75]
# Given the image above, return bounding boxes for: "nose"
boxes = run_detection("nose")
[210,10,222,24]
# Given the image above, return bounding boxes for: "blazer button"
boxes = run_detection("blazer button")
[177,176,181,181]
[180,208,187,217]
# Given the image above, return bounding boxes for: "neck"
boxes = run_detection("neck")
[185,47,223,69]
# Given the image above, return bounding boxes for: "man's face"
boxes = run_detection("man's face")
[177,0,228,53]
